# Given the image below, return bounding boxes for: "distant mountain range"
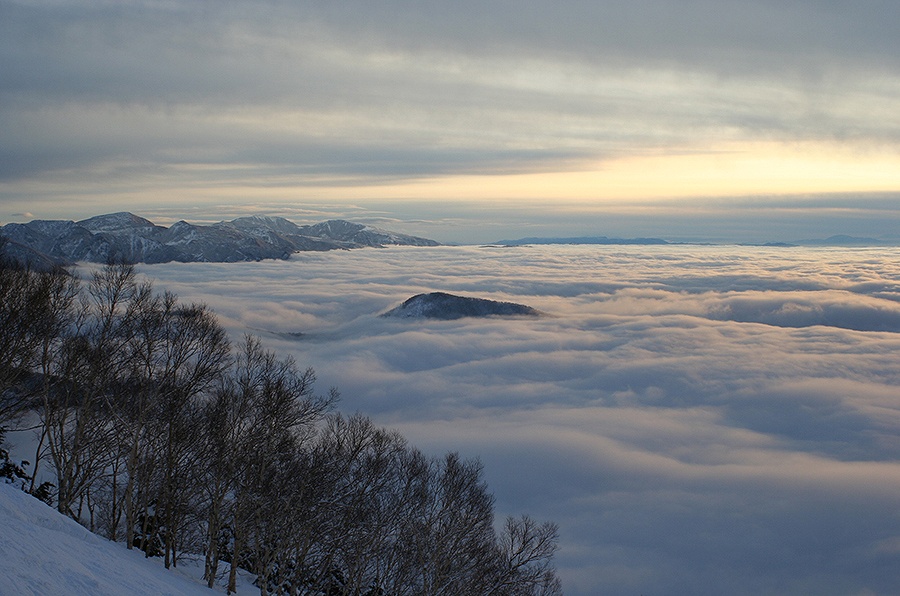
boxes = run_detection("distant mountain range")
[0,212,439,266]
[792,235,892,247]
[496,234,898,247]
[496,235,669,246]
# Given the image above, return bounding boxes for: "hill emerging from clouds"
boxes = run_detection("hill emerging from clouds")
[0,213,439,266]
[382,292,541,320]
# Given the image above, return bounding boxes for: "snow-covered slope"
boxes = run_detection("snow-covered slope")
[298,220,439,248]
[0,483,233,596]
[0,213,439,267]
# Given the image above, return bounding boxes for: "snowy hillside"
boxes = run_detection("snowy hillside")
[0,483,246,596]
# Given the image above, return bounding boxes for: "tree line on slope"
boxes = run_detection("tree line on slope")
[0,246,562,596]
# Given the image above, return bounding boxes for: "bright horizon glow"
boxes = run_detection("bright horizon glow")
[301,142,900,202]
[7,141,898,212]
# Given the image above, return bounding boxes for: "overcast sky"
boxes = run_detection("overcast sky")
[2,0,900,241]
[136,244,900,595]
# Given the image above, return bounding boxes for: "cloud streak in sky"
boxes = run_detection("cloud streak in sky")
[135,244,900,595]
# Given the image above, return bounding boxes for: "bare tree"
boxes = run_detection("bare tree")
[112,282,164,548]
[0,264,39,422]
[296,413,409,595]
[45,263,138,518]
[390,451,499,596]
[0,255,76,427]
[26,268,81,510]
[150,300,231,568]
[492,515,563,596]
[200,373,253,588]
[219,336,335,594]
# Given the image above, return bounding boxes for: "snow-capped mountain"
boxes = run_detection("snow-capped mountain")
[381,292,541,320]
[0,213,439,266]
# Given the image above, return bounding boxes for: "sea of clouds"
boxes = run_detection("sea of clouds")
[136,244,900,596]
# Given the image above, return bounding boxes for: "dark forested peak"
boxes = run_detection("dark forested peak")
[382,292,541,320]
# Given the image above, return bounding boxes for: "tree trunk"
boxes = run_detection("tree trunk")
[124,440,138,549]
[228,528,243,595]
[205,496,221,588]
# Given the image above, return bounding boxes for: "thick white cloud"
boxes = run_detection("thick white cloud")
[135,244,900,595]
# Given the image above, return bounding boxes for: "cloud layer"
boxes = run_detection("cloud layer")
[136,244,900,595]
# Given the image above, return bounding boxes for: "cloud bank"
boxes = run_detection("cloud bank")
[136,244,900,595]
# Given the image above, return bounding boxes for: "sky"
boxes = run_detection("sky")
[135,244,900,596]
[2,0,900,243]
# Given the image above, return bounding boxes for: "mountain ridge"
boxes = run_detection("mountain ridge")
[0,213,439,266]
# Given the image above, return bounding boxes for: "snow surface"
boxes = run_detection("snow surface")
[0,483,249,595]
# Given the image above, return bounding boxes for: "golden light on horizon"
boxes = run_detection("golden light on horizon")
[6,140,899,223]
[310,141,900,204]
